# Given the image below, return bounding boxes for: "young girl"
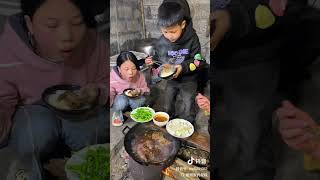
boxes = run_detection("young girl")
[110,51,150,126]
[0,0,108,178]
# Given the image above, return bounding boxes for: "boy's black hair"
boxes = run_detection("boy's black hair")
[20,0,98,28]
[116,51,140,70]
[157,2,185,28]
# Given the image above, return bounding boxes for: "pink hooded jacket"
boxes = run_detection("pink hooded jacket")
[0,15,108,143]
[110,67,150,106]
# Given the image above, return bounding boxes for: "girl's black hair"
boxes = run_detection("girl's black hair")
[116,51,140,70]
[20,0,98,28]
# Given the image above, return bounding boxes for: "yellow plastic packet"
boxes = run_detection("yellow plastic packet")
[304,153,320,171]
[255,5,276,29]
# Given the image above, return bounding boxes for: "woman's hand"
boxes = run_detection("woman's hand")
[277,100,319,154]
[196,93,210,113]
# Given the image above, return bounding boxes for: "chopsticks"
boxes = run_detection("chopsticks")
[152,60,162,66]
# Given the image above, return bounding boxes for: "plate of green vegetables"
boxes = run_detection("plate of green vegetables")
[130,107,155,123]
[65,143,110,180]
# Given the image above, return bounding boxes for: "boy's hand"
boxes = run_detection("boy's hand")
[277,100,319,154]
[211,10,230,50]
[196,93,210,113]
[145,56,153,66]
[173,65,182,78]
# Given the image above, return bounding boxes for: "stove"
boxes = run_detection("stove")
[127,145,210,180]
[125,129,210,180]
[128,153,166,180]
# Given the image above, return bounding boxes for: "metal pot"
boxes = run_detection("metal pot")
[134,38,157,56]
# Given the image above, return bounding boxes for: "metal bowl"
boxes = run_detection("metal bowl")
[123,88,140,98]
[158,64,177,79]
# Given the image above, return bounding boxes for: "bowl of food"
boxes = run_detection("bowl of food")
[130,107,155,123]
[123,88,140,98]
[158,64,177,79]
[152,112,169,127]
[166,118,194,138]
[42,84,99,116]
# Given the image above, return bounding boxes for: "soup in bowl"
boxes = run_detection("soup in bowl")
[153,112,170,127]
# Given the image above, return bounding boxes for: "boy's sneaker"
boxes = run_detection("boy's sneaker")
[112,118,123,127]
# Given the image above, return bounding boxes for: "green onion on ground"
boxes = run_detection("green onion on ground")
[66,146,110,180]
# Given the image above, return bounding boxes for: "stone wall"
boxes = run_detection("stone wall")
[0,0,20,33]
[110,0,144,56]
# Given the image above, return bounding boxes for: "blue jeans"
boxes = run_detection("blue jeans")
[4,104,108,179]
[112,94,146,112]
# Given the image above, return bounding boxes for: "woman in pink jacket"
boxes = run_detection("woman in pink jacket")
[0,0,108,179]
[110,51,150,126]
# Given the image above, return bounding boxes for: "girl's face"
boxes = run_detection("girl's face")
[119,60,138,82]
[25,0,87,61]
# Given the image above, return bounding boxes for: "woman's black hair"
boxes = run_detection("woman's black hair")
[116,51,140,70]
[20,0,97,28]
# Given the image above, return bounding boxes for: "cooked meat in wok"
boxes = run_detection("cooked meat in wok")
[133,131,173,162]
[151,132,171,145]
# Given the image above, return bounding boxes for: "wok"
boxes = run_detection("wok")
[123,122,180,166]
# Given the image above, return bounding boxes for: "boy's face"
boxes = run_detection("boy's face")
[25,0,87,62]
[161,20,186,43]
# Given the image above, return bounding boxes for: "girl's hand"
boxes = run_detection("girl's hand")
[79,83,99,104]
[145,56,154,66]
[196,93,210,113]
[277,100,319,154]
[131,89,142,96]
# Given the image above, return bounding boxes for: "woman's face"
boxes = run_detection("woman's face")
[119,60,138,82]
[25,0,87,61]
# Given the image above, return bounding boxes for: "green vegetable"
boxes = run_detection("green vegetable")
[67,146,110,180]
[131,108,153,122]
